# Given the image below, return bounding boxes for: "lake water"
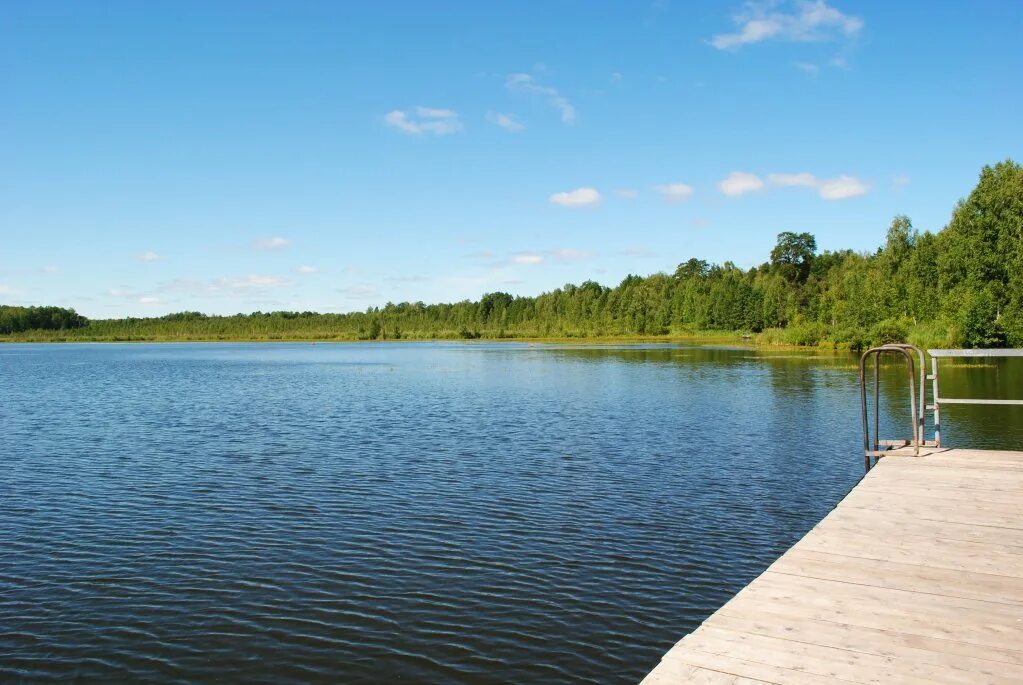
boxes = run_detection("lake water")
[2,342,1021,683]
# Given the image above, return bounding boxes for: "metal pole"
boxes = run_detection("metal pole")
[906,353,918,455]
[931,355,941,447]
[873,352,880,457]
[859,350,870,471]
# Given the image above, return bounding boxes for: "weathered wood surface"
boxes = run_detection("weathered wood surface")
[641,448,1023,685]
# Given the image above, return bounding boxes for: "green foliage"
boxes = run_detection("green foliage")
[770,231,817,284]
[0,305,87,334]
[870,318,910,345]
[958,290,1005,348]
[2,161,1020,349]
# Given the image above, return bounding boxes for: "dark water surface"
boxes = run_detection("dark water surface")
[2,343,1021,683]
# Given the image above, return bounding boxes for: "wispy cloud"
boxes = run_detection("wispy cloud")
[892,174,911,190]
[513,253,544,265]
[468,247,595,268]
[251,236,290,251]
[507,73,576,124]
[767,172,818,187]
[710,0,863,51]
[718,172,766,197]
[614,188,639,199]
[41,265,60,273]
[549,248,594,261]
[0,284,19,295]
[794,54,851,74]
[137,250,161,262]
[295,265,319,274]
[385,107,463,136]
[550,187,601,207]
[768,171,869,199]
[817,175,869,199]
[138,296,161,305]
[653,183,695,202]
[486,111,525,132]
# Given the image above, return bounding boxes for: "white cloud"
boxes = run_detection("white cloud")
[892,174,911,190]
[0,284,19,295]
[295,265,319,274]
[486,111,525,132]
[415,106,456,119]
[252,236,290,251]
[817,175,869,199]
[513,253,544,265]
[385,107,463,136]
[767,171,869,199]
[794,61,820,74]
[653,183,695,202]
[507,73,576,124]
[614,188,639,199]
[138,296,161,305]
[137,250,161,262]
[549,187,601,207]
[710,0,863,50]
[717,172,766,197]
[767,172,818,187]
[550,248,594,261]
[42,265,60,273]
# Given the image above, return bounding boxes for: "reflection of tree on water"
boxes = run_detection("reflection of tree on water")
[528,344,1023,451]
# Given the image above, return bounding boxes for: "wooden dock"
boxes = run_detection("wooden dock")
[641,448,1023,684]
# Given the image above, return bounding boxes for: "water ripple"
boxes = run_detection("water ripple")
[4,342,991,683]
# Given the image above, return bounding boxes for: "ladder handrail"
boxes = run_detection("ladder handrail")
[859,344,925,471]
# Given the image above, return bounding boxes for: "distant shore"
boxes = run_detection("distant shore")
[0,330,858,351]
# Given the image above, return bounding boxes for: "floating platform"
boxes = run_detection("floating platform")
[641,447,1023,684]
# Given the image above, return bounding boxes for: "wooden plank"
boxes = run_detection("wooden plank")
[682,625,987,685]
[797,527,1023,577]
[640,659,768,684]
[769,548,1023,605]
[661,647,849,685]
[867,458,1023,487]
[641,448,1023,684]
[856,482,1022,506]
[711,597,1023,667]
[727,574,1023,652]
[704,611,1023,677]
[810,507,1023,548]
[838,490,1023,529]
[879,451,1023,469]
[840,486,1023,518]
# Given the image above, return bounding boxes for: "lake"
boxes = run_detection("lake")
[2,342,1021,683]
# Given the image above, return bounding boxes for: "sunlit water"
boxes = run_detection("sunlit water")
[2,343,1021,683]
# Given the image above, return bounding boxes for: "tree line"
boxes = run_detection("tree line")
[2,160,1021,348]
[0,305,88,335]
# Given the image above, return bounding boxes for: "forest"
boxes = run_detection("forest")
[2,160,1021,349]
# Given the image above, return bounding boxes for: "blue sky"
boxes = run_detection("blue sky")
[3,1,1021,318]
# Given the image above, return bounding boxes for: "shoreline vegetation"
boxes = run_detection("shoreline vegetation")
[4,161,1021,350]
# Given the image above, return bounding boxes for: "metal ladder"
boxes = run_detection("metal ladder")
[861,345,1023,471]
[859,343,934,471]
